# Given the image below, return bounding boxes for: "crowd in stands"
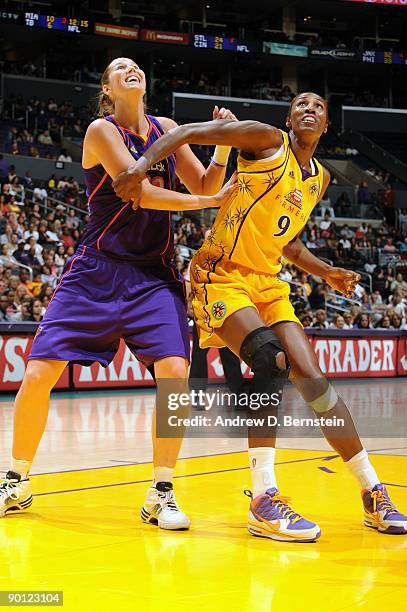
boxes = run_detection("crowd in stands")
[277,216,406,330]
[150,69,386,110]
[246,83,295,102]
[318,181,396,222]
[0,155,89,323]
[0,141,405,328]
[365,167,392,185]
[281,262,406,331]
[0,161,87,214]
[0,197,405,327]
[1,95,91,160]
[3,90,399,230]
[1,88,396,183]
[154,71,296,105]
[1,60,103,85]
[172,213,406,330]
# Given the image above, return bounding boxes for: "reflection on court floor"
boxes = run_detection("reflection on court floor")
[0,378,406,612]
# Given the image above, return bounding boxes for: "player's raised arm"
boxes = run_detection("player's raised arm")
[157,107,236,197]
[112,119,282,202]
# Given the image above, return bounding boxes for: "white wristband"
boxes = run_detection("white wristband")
[212,145,231,166]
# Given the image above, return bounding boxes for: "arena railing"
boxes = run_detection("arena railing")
[3,74,99,115]
[378,250,400,269]
[2,257,33,281]
[6,106,49,138]
[287,278,362,316]
[344,127,407,186]
[396,209,407,235]
[355,270,373,293]
[25,188,87,218]
[320,160,355,189]
[325,293,362,315]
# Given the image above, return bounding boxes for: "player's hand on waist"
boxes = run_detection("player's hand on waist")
[213,172,238,207]
[325,268,361,298]
[112,166,145,203]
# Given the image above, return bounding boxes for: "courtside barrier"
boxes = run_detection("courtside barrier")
[0,324,405,392]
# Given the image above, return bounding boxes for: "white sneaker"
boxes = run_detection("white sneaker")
[141,482,190,530]
[0,471,33,517]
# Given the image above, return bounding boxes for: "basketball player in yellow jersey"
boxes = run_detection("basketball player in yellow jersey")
[190,128,326,345]
[113,93,407,541]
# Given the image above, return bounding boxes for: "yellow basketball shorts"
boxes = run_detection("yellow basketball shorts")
[190,254,300,349]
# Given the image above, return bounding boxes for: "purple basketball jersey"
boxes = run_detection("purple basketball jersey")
[81,115,176,265]
[29,115,190,368]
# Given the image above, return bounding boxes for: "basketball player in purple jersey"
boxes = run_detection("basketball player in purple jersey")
[0,57,236,529]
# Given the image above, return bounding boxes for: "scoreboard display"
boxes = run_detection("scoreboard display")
[362,50,407,64]
[193,34,259,52]
[24,13,90,34]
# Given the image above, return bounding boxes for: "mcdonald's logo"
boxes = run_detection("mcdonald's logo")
[140,29,189,44]
[144,30,157,41]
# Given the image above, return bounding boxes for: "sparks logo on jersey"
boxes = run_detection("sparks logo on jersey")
[289,170,295,179]
[284,189,303,209]
[309,182,319,197]
[211,301,227,320]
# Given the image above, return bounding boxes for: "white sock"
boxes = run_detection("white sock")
[345,449,380,489]
[11,458,32,479]
[248,447,277,497]
[153,466,174,486]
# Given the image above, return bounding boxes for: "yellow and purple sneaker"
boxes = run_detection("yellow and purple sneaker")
[245,488,321,542]
[362,484,407,535]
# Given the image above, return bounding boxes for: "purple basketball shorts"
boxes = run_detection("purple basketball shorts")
[29,245,190,367]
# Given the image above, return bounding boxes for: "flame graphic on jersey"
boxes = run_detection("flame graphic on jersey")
[238,176,254,197]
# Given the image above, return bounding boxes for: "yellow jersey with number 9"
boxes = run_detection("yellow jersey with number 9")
[200,130,324,276]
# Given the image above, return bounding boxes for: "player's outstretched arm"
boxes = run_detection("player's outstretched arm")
[283,237,360,297]
[112,119,282,202]
[139,173,238,211]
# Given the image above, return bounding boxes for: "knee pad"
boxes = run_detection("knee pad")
[240,326,290,381]
[239,327,289,422]
[308,384,338,414]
